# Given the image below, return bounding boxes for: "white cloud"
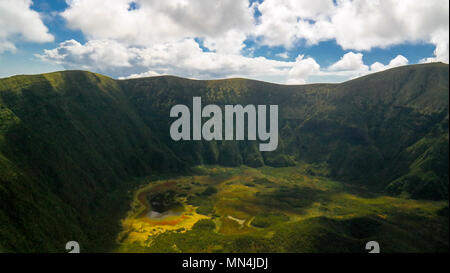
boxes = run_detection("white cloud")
[322,53,409,79]
[203,30,247,55]
[36,0,445,83]
[255,0,449,62]
[38,38,293,82]
[286,55,321,84]
[0,0,54,53]
[370,55,409,73]
[276,52,289,59]
[0,41,16,54]
[61,0,254,54]
[119,70,161,79]
[254,0,335,47]
[420,30,449,63]
[39,39,412,85]
[39,39,133,70]
[328,52,368,72]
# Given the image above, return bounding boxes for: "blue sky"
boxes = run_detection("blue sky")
[0,0,448,84]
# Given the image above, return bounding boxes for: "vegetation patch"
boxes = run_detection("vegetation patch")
[116,165,449,253]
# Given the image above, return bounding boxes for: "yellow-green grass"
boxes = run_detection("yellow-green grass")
[116,165,448,253]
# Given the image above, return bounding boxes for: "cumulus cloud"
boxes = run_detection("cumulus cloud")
[119,70,161,79]
[420,30,449,63]
[40,39,133,69]
[276,52,289,59]
[322,53,409,79]
[254,0,335,47]
[255,0,449,62]
[35,0,446,83]
[0,0,53,53]
[370,55,409,73]
[328,52,368,72]
[39,39,411,84]
[61,0,254,54]
[38,38,293,82]
[286,55,320,84]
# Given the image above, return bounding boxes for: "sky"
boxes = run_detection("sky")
[0,0,448,84]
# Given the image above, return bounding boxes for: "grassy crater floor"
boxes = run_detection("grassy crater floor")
[116,165,449,253]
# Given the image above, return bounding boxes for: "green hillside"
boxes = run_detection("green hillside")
[0,63,448,252]
[116,166,448,253]
[0,71,186,252]
[120,62,449,198]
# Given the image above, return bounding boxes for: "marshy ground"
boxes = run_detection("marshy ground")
[116,164,449,253]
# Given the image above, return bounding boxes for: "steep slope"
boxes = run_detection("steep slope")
[120,62,449,199]
[0,63,448,252]
[0,71,185,252]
